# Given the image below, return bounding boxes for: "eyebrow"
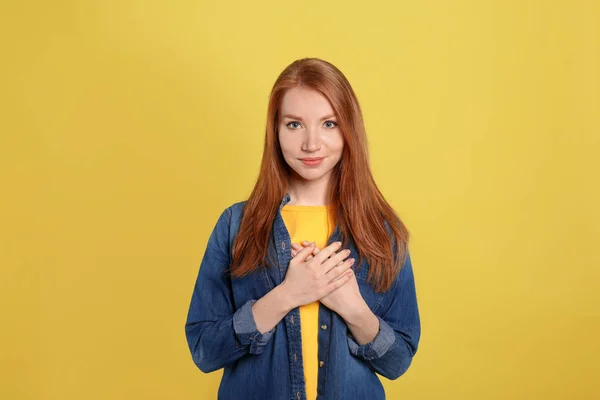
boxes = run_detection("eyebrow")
[282,114,337,121]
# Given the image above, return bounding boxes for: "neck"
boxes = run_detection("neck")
[287,171,332,206]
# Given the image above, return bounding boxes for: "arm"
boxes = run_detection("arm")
[184,208,288,373]
[346,250,421,380]
[252,284,294,333]
[344,302,381,346]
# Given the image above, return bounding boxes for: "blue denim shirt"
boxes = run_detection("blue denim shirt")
[185,194,421,400]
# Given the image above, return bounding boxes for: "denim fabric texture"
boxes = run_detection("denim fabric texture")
[185,193,421,400]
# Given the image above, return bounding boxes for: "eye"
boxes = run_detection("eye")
[286,121,302,129]
[324,120,338,129]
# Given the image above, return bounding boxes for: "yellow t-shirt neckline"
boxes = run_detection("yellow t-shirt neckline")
[282,204,330,211]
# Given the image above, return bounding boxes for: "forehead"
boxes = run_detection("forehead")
[280,87,334,117]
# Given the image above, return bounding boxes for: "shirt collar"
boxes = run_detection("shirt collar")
[278,193,291,211]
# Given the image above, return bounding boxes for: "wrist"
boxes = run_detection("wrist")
[274,282,296,313]
[344,301,374,327]
[251,284,296,334]
[345,302,380,345]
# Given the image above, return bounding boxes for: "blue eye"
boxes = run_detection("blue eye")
[286,121,301,129]
[324,121,338,128]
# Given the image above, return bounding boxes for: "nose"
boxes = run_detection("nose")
[302,126,321,152]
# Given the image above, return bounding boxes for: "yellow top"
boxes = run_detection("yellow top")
[281,204,335,400]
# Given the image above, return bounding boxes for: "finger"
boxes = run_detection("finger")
[303,241,321,256]
[312,241,343,264]
[329,269,349,283]
[308,243,321,260]
[300,241,321,253]
[325,257,355,281]
[293,242,316,262]
[325,269,354,292]
[323,248,351,271]
[311,245,321,257]
[292,242,318,259]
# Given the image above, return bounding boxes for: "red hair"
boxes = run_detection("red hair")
[229,58,409,293]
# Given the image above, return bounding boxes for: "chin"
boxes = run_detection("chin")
[295,170,330,182]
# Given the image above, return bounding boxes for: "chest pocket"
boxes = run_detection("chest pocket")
[352,256,385,315]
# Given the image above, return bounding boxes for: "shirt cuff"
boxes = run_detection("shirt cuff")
[232,299,276,355]
[347,315,396,360]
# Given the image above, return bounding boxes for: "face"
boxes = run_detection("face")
[278,86,344,184]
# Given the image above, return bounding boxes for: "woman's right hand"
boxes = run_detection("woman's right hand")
[280,241,355,308]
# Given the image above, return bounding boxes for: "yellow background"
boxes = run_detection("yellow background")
[1,1,598,399]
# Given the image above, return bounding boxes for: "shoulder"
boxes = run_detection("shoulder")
[209,200,248,232]
[226,200,248,216]
[207,201,248,255]
[223,200,248,224]
[217,200,248,239]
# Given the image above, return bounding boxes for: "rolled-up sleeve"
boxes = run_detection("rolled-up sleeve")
[233,299,275,354]
[347,315,396,359]
[347,249,421,380]
[185,207,275,374]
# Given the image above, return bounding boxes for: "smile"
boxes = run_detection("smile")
[299,157,324,167]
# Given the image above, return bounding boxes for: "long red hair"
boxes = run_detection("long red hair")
[229,58,410,293]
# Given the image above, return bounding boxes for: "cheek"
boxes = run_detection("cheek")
[322,131,344,154]
[279,132,299,157]
[278,130,290,151]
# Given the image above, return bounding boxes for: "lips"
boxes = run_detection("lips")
[300,157,324,167]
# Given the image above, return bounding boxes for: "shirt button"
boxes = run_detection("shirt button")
[319,360,324,368]
[297,391,300,400]
[281,241,285,250]
[320,324,327,330]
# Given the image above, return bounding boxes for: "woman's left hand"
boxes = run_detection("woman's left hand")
[291,241,364,318]
[292,241,381,345]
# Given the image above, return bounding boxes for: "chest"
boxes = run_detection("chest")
[229,224,386,317]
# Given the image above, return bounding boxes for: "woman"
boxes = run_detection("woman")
[185,58,421,400]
